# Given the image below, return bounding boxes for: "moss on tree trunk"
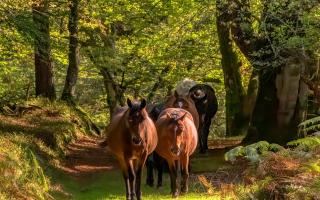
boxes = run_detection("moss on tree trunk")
[216,1,250,136]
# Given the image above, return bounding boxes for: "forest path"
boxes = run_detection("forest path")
[58,135,241,176]
[59,136,118,175]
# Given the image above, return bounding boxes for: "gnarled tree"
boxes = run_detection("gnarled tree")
[225,0,320,144]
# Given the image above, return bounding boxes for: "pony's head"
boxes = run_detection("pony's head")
[166,112,188,156]
[126,98,148,146]
[170,91,194,110]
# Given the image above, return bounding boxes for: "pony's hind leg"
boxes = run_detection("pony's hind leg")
[180,156,189,194]
[146,155,154,187]
[154,152,164,188]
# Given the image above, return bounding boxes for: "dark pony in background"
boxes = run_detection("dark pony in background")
[165,91,199,129]
[107,99,157,200]
[189,84,218,153]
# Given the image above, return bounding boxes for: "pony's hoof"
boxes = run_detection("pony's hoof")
[181,188,188,194]
[171,191,179,198]
[146,180,154,187]
[199,149,206,154]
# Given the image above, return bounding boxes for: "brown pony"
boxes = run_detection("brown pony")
[107,98,157,200]
[155,108,198,197]
[165,90,199,129]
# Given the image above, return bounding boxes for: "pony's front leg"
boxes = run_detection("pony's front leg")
[126,159,136,200]
[180,156,189,194]
[119,160,132,200]
[136,153,148,200]
[198,123,205,153]
[168,159,179,198]
[202,116,212,151]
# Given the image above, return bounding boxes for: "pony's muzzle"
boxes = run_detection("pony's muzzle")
[170,146,181,156]
[132,136,143,146]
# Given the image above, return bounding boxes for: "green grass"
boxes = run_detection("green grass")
[51,149,234,200]
[51,169,226,200]
[191,150,231,172]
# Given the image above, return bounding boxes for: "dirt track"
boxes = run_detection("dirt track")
[60,136,118,175]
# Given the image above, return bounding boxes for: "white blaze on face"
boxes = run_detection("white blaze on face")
[178,101,183,108]
[174,126,178,133]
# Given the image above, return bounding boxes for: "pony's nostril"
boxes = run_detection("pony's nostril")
[132,136,142,145]
[170,147,180,155]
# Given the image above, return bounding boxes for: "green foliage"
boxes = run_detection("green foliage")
[304,160,320,173]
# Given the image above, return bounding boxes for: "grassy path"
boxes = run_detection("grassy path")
[51,137,239,200]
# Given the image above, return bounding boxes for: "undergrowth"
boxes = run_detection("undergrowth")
[0,98,90,158]
[223,136,320,199]
[0,134,52,200]
[0,98,94,199]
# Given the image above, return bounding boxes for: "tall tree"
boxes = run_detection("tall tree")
[32,0,56,100]
[61,0,80,102]
[216,0,258,136]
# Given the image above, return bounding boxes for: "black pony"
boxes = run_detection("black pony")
[145,103,167,187]
[189,84,218,153]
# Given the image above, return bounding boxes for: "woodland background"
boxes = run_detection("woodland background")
[1,1,320,199]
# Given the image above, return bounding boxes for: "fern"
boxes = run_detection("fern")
[299,116,320,135]
[287,136,320,151]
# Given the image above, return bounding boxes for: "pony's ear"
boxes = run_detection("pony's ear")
[178,112,188,121]
[166,113,172,119]
[200,93,208,101]
[140,98,146,109]
[127,98,133,108]
[174,90,179,98]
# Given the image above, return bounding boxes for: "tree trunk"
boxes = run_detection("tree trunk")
[216,0,249,136]
[100,68,125,117]
[32,1,56,100]
[61,0,80,102]
[245,63,306,144]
